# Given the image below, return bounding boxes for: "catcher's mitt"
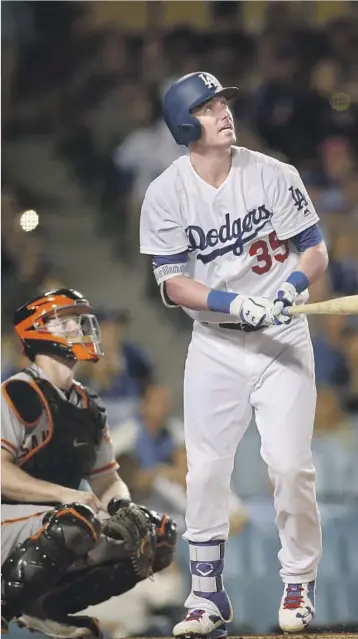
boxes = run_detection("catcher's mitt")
[102,502,156,579]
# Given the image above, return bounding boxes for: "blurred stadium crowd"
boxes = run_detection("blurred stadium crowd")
[2,1,358,635]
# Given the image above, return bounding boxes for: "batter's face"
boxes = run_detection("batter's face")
[191,96,236,149]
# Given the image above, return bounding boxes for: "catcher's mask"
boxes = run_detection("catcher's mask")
[14,288,103,363]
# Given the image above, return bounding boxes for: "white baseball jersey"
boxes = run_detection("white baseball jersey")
[140,146,319,324]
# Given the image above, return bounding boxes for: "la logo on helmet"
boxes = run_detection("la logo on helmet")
[199,73,220,89]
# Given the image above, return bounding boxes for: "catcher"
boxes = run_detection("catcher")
[1,288,177,638]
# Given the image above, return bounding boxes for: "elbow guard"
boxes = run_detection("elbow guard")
[152,252,188,308]
[160,281,179,308]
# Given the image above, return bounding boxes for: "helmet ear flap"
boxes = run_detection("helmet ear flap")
[176,114,202,146]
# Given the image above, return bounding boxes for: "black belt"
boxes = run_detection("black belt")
[202,322,263,333]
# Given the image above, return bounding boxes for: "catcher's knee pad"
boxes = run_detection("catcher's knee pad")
[1,502,100,619]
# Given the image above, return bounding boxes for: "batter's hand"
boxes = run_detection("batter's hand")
[272,282,297,325]
[230,295,277,328]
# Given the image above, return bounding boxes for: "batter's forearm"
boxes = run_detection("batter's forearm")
[1,460,64,503]
[165,276,212,310]
[165,276,238,313]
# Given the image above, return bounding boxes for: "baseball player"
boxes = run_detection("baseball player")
[1,288,177,638]
[140,72,329,636]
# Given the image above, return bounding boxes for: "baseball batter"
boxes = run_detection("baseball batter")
[140,72,329,636]
[1,288,177,638]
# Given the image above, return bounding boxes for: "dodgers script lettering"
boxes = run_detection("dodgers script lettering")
[185,205,272,264]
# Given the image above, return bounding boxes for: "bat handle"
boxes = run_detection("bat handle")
[283,305,304,316]
[282,305,296,316]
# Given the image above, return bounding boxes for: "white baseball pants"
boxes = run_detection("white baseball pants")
[183,318,322,583]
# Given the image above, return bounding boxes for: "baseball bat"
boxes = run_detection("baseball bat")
[286,295,358,316]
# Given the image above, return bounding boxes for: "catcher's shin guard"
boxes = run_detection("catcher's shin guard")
[1,503,100,624]
[33,561,139,618]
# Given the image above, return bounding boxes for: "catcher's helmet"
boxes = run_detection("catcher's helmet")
[162,72,239,146]
[14,288,103,363]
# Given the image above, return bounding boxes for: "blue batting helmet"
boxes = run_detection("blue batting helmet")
[162,72,239,146]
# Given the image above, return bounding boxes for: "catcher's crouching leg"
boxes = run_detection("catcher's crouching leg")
[1,503,101,626]
[38,506,178,616]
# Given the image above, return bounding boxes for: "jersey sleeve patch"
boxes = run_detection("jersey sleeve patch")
[152,252,189,285]
[3,380,44,426]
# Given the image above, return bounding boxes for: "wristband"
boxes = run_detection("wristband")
[286,271,309,294]
[207,290,238,314]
